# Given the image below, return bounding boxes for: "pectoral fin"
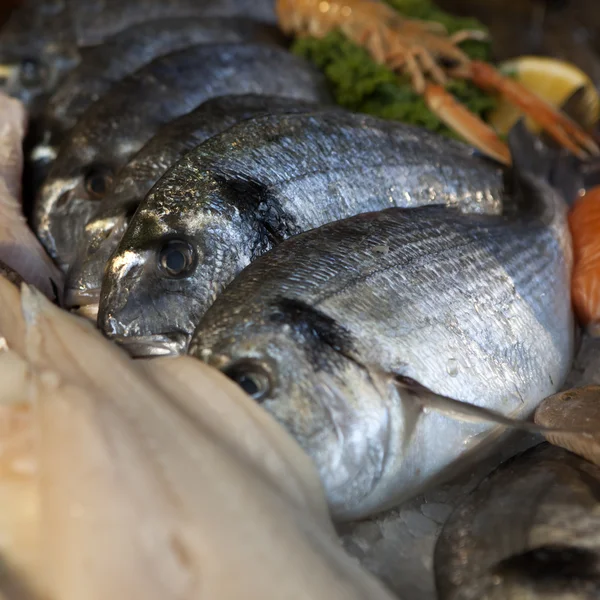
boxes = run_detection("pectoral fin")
[393,375,594,439]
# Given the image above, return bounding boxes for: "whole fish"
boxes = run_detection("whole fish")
[185,124,574,519]
[0,0,278,110]
[0,93,62,299]
[31,17,284,173]
[65,94,323,317]
[434,443,600,600]
[97,110,506,358]
[34,43,331,271]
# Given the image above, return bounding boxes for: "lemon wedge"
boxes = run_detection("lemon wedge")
[487,56,600,135]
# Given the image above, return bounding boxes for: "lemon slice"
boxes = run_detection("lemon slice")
[487,56,600,135]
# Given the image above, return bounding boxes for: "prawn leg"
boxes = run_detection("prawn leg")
[467,60,600,159]
[424,83,512,165]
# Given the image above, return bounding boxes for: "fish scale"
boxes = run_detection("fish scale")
[189,142,573,519]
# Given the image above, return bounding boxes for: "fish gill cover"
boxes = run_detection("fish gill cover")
[291,0,498,138]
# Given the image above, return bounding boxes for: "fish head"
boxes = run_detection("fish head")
[34,139,118,271]
[190,298,394,520]
[0,1,78,110]
[0,48,78,112]
[97,200,256,358]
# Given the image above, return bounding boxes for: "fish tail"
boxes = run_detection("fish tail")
[507,120,582,221]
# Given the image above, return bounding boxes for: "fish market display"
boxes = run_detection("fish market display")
[98,110,506,357]
[34,43,331,271]
[0,0,278,110]
[276,0,599,165]
[0,93,61,299]
[187,125,574,519]
[435,443,600,600]
[3,1,600,596]
[65,94,322,317]
[535,385,600,467]
[0,276,396,600]
[32,17,284,173]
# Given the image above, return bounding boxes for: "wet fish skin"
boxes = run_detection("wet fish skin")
[185,132,573,519]
[34,43,332,272]
[97,110,506,356]
[64,94,324,313]
[33,17,285,170]
[69,0,278,44]
[435,443,600,600]
[0,0,278,110]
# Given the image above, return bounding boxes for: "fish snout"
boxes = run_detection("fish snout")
[63,287,100,321]
[110,332,190,358]
[64,214,130,317]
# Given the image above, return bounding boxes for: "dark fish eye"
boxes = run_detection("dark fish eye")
[19,59,43,87]
[85,167,113,200]
[223,361,272,403]
[158,239,196,278]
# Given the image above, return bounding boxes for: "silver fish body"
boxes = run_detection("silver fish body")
[64,94,325,315]
[97,110,506,357]
[31,17,284,175]
[68,0,278,44]
[186,135,574,519]
[435,443,600,600]
[0,0,277,110]
[34,43,331,272]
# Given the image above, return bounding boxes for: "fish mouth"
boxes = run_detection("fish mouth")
[64,288,100,322]
[109,332,190,358]
[64,287,100,308]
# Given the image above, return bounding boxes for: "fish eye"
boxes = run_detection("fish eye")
[223,361,272,403]
[158,239,196,278]
[19,59,43,87]
[85,167,113,200]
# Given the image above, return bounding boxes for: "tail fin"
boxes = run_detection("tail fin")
[506,120,583,217]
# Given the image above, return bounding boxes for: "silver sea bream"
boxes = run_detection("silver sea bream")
[97,110,506,356]
[186,126,574,519]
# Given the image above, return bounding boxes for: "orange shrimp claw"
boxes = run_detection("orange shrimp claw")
[467,60,600,160]
[424,84,512,165]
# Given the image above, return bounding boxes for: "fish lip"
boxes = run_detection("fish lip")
[64,287,101,309]
[109,333,189,358]
[71,303,99,322]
